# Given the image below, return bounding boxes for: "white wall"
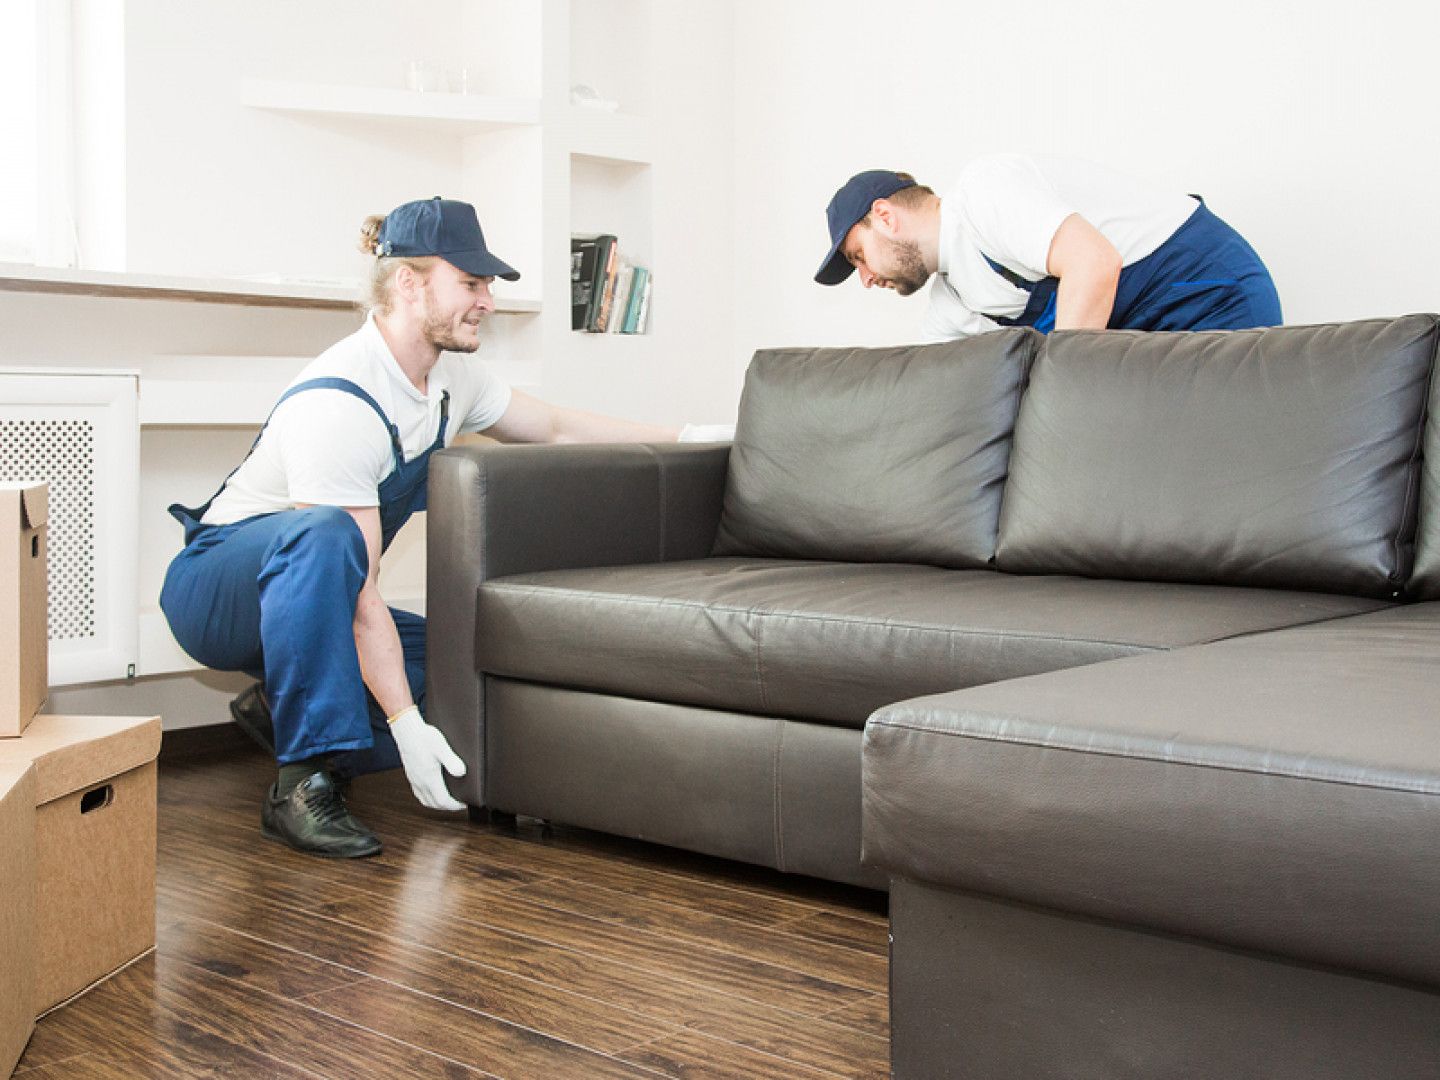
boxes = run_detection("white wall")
[0,2,38,259]
[732,0,1440,371]
[121,0,475,285]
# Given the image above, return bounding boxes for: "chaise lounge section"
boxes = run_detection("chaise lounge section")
[866,603,1440,1078]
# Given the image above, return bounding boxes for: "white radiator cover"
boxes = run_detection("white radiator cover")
[0,371,139,685]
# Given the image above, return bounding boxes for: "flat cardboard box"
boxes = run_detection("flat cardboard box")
[0,762,36,1078]
[0,483,48,738]
[0,715,161,1015]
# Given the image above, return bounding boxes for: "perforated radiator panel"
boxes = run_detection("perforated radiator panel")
[0,417,97,642]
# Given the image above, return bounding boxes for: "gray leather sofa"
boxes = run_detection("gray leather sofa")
[428,314,1440,1076]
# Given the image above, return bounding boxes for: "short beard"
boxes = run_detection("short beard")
[885,237,931,296]
[420,286,480,353]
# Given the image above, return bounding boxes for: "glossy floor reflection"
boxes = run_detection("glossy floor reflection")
[14,733,889,1078]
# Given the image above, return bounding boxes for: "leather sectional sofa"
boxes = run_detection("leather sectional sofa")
[428,314,1440,1078]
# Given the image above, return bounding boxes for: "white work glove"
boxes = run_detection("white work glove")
[388,706,467,811]
[678,423,735,443]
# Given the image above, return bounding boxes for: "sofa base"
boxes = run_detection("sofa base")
[890,878,1440,1080]
[483,678,885,890]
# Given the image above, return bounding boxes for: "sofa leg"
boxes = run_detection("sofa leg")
[469,806,518,827]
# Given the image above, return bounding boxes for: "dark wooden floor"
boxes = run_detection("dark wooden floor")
[15,732,890,1078]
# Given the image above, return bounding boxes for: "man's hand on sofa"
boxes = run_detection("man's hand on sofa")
[388,706,467,811]
[678,423,735,443]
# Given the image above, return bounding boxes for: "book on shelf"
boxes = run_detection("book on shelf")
[621,265,648,333]
[570,233,616,331]
[633,270,652,334]
[605,261,635,333]
[570,233,651,334]
[593,256,627,334]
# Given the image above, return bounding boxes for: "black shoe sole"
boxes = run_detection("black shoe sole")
[259,820,383,859]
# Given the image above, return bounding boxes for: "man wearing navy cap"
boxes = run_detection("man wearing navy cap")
[160,197,728,858]
[816,154,1282,339]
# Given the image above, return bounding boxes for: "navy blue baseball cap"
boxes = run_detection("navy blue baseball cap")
[814,170,917,285]
[376,196,520,281]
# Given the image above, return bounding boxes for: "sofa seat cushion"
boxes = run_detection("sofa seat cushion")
[863,602,1440,989]
[475,558,1388,726]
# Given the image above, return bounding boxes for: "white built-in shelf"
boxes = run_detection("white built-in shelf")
[140,352,298,427]
[567,108,653,166]
[0,262,542,314]
[571,328,656,347]
[0,262,360,309]
[241,77,542,133]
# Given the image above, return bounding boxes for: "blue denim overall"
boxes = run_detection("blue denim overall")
[985,201,1282,334]
[160,377,450,773]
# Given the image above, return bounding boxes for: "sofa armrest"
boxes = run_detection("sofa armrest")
[425,441,730,807]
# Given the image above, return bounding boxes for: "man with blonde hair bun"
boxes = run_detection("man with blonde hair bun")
[160,196,730,858]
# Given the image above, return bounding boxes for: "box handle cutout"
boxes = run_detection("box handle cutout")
[31,535,38,558]
[80,784,114,814]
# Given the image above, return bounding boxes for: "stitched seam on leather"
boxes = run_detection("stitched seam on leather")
[473,454,490,582]
[1202,604,1396,646]
[872,721,1440,795]
[773,720,785,870]
[468,453,490,805]
[753,612,771,710]
[477,582,1291,651]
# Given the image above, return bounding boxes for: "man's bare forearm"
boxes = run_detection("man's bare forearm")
[353,580,412,718]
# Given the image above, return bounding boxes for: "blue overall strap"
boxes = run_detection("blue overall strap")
[984,255,1059,334]
[376,390,450,530]
[168,376,407,538]
[983,255,1035,293]
[433,389,451,447]
[277,377,405,464]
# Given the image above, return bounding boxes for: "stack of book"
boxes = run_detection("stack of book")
[570,234,653,334]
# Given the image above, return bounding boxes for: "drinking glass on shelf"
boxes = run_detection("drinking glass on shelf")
[405,60,442,93]
[449,66,480,95]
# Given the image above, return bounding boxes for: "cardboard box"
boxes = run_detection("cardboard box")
[0,483,48,738]
[0,762,36,1078]
[0,715,161,1015]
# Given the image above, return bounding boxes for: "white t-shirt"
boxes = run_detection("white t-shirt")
[202,315,512,524]
[920,154,1199,341]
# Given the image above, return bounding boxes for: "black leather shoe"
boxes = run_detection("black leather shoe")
[229,681,276,755]
[261,771,382,859]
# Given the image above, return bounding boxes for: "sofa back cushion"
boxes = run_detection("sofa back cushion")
[995,316,1439,598]
[714,331,1038,569]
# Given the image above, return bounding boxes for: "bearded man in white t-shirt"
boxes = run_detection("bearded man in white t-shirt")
[815,154,1282,339]
[159,197,730,858]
